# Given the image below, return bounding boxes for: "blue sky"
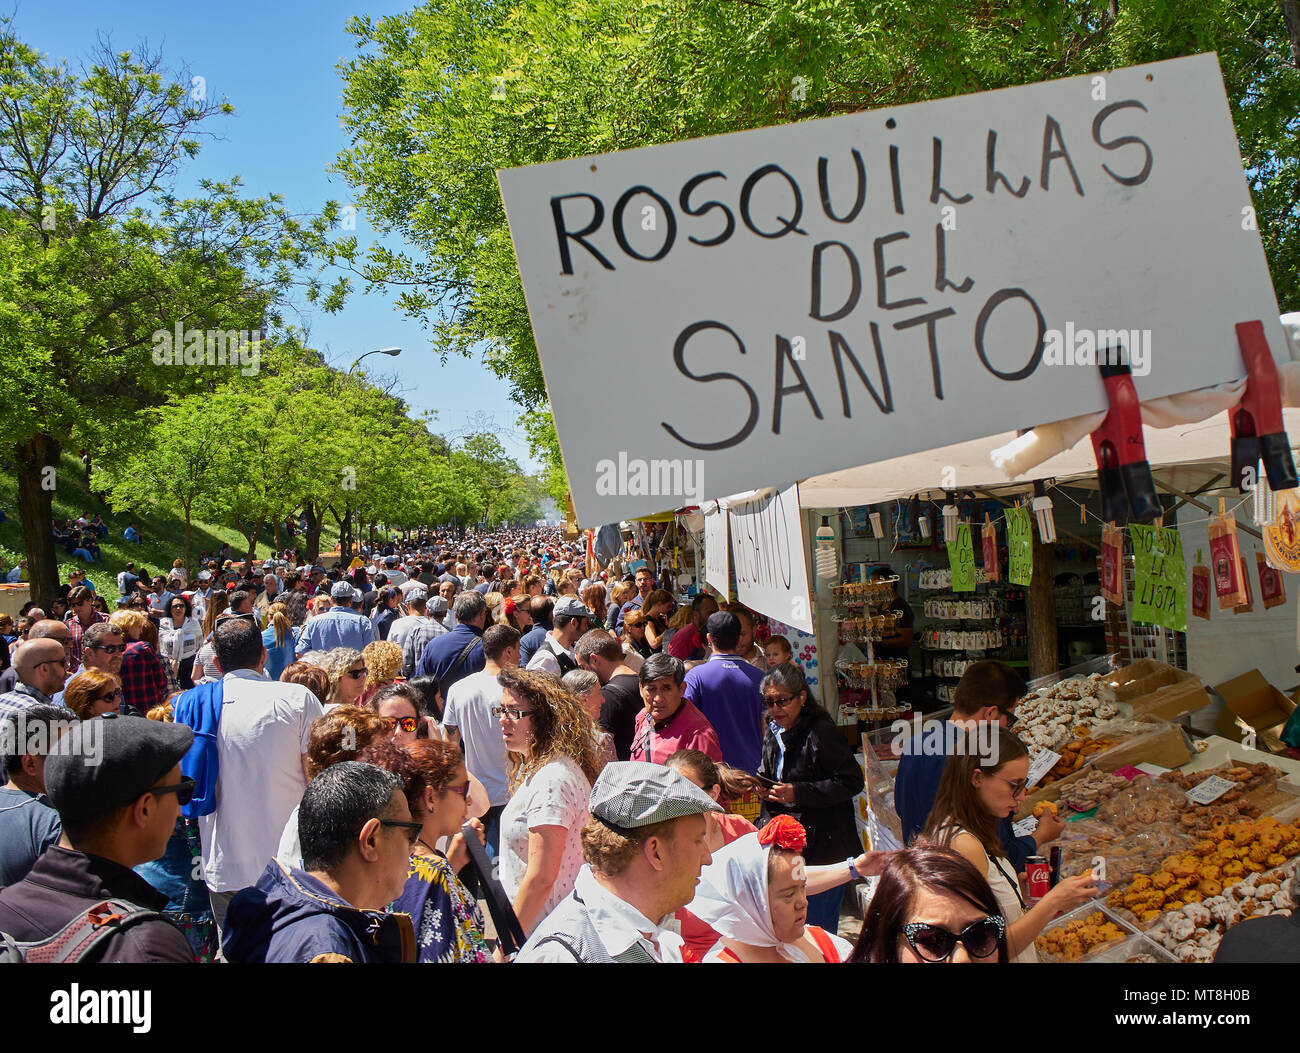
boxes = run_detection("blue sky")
[16,0,540,469]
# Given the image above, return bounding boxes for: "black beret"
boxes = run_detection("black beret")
[46,713,193,826]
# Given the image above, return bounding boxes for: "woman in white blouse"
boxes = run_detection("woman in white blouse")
[495,667,607,934]
[159,594,204,688]
[924,727,1098,962]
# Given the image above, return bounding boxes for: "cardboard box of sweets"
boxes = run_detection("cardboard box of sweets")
[1015,718,1192,820]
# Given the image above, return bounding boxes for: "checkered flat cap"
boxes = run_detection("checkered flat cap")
[589,761,723,830]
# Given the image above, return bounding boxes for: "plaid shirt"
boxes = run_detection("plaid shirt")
[401,617,450,678]
[120,641,168,716]
[63,611,108,672]
[0,682,66,722]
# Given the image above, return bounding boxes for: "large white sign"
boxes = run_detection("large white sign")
[704,504,731,597]
[727,485,813,634]
[499,54,1286,525]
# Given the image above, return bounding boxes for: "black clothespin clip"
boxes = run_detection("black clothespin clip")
[1089,346,1160,523]
[1230,320,1298,493]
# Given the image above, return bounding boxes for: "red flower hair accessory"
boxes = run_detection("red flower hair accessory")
[757,815,806,852]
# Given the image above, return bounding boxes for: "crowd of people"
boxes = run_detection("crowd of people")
[0,526,1291,964]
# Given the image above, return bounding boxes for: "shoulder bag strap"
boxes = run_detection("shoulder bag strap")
[457,820,527,955]
[986,852,1027,912]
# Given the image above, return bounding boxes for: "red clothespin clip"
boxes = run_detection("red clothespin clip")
[1089,348,1160,523]
[1230,320,1298,493]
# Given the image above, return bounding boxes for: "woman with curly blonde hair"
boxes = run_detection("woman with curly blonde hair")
[360,639,403,706]
[495,666,605,934]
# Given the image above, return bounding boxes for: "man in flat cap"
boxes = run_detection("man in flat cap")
[0,713,197,962]
[516,760,721,963]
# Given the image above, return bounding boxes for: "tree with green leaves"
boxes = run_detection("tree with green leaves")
[92,393,247,570]
[336,0,1300,509]
[0,23,347,604]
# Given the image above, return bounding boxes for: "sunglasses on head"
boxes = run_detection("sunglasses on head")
[902,915,1005,962]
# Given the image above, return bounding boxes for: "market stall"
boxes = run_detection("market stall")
[851,656,1300,963]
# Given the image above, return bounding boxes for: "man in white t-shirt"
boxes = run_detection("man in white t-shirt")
[198,618,323,948]
[442,623,519,857]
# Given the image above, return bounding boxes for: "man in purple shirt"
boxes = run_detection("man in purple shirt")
[682,611,765,774]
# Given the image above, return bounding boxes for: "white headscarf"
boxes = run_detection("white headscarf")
[686,832,816,963]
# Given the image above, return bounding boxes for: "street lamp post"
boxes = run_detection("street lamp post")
[339,347,401,558]
[348,346,402,374]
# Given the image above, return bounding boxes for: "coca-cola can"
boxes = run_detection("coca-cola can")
[1026,855,1051,899]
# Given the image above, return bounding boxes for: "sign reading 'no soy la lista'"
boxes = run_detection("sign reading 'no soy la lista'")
[498,54,1286,526]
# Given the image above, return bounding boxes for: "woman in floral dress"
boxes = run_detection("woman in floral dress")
[391,739,492,963]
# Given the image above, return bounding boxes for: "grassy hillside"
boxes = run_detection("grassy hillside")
[0,451,339,594]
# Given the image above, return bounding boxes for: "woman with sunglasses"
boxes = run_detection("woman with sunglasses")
[495,666,605,934]
[275,706,393,869]
[370,682,424,745]
[390,738,492,963]
[159,594,203,689]
[63,668,123,720]
[757,663,865,934]
[321,647,368,710]
[848,841,1010,963]
[923,727,1098,962]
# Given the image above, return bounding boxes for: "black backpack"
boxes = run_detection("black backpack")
[0,900,166,963]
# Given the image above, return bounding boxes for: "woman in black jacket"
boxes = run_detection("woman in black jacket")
[758,662,865,933]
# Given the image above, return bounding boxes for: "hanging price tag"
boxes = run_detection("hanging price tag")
[1234,554,1254,613]
[1191,564,1211,621]
[1100,522,1124,607]
[1025,749,1062,789]
[1184,775,1236,805]
[982,520,999,583]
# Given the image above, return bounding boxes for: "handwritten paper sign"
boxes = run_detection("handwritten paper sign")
[727,484,814,633]
[498,55,1288,524]
[1012,816,1039,838]
[704,504,731,597]
[1130,524,1186,631]
[1185,775,1236,805]
[1026,749,1062,789]
[1008,507,1034,586]
[948,522,976,592]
